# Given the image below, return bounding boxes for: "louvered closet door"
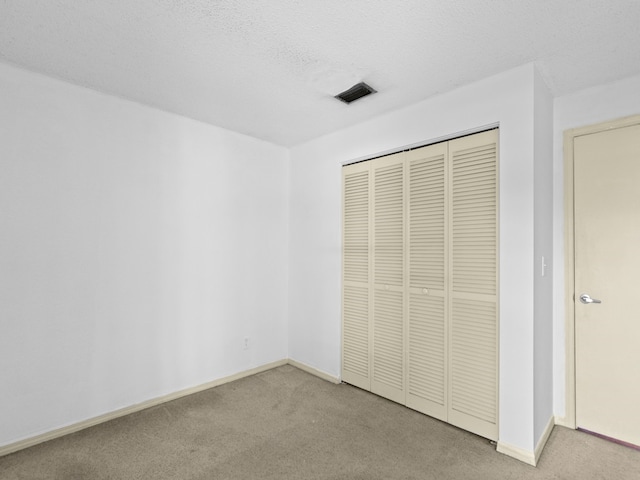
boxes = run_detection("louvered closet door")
[342,161,371,390]
[371,153,406,404]
[447,130,499,441]
[405,142,448,421]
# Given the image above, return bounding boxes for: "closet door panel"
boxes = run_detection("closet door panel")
[448,130,498,441]
[405,144,448,420]
[371,155,405,404]
[342,162,371,390]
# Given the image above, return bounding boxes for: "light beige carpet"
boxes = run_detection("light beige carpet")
[1,365,639,479]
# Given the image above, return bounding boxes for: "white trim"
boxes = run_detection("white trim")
[0,359,288,457]
[496,441,536,466]
[287,359,341,384]
[553,415,571,428]
[496,416,555,467]
[341,123,499,166]
[534,416,555,465]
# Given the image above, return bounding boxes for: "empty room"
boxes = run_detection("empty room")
[1,1,640,478]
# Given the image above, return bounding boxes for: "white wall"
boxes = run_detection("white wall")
[533,69,555,442]
[289,64,542,453]
[0,63,289,447]
[552,73,640,420]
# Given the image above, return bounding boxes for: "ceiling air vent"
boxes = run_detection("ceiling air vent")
[335,82,377,104]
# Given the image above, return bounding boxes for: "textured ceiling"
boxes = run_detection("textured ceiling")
[1,1,640,146]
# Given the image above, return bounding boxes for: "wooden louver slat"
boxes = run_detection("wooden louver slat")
[374,163,404,287]
[451,143,497,296]
[344,171,370,285]
[373,289,404,392]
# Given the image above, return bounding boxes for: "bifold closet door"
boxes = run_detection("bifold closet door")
[370,153,405,404]
[342,161,371,391]
[405,143,448,421]
[341,129,498,442]
[447,129,498,440]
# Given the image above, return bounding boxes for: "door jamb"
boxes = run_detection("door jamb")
[563,114,640,430]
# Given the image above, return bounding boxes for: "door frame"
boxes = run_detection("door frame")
[563,114,640,429]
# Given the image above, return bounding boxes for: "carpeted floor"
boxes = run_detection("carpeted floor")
[1,365,639,479]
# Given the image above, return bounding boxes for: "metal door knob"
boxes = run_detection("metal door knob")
[579,293,602,304]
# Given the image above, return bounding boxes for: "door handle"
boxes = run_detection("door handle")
[579,294,602,304]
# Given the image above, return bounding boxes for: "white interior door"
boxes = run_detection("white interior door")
[574,123,640,447]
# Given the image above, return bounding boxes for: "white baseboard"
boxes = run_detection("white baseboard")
[496,441,536,466]
[287,359,340,384]
[534,416,555,465]
[0,359,288,458]
[497,415,555,467]
[553,415,574,429]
